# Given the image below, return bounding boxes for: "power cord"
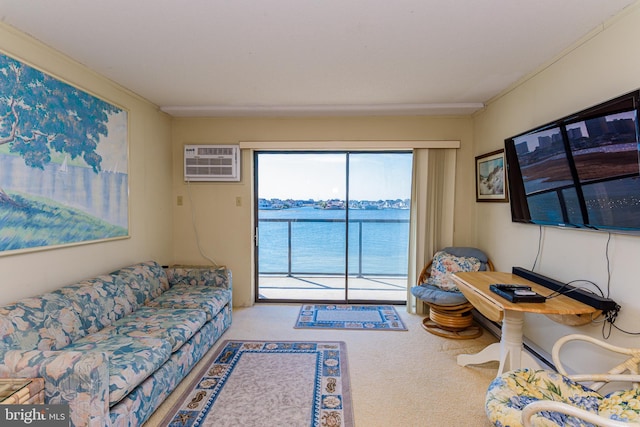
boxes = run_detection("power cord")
[536,229,640,338]
[596,232,640,337]
[542,279,636,338]
[531,225,543,272]
[604,232,612,298]
[597,304,640,338]
[544,279,605,300]
[185,178,220,268]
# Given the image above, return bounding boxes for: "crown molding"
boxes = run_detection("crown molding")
[160,103,484,117]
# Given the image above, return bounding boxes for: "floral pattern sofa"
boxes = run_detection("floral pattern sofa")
[0,261,232,426]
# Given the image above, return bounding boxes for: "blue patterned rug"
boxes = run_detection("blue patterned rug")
[295,304,407,331]
[162,340,353,427]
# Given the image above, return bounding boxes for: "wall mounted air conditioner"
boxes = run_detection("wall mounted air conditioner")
[184,144,241,182]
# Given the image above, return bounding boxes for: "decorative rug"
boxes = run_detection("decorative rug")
[161,340,353,427]
[294,304,407,331]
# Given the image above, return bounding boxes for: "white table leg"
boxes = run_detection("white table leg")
[457,343,501,367]
[457,310,541,376]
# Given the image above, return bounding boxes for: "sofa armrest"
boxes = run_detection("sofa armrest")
[165,265,232,290]
[0,349,110,427]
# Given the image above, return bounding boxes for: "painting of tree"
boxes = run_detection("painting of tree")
[0,52,128,253]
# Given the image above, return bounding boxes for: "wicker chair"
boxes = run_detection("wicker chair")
[411,247,494,339]
[486,334,640,427]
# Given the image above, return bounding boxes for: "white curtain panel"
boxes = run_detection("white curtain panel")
[407,148,457,314]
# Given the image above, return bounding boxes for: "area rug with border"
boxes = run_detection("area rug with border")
[294,304,407,331]
[161,340,353,427]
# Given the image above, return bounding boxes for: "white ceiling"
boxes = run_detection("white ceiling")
[0,0,637,116]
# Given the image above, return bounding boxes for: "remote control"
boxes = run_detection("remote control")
[514,289,537,296]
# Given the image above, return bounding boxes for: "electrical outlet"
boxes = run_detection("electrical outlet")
[235,196,242,207]
[177,196,183,206]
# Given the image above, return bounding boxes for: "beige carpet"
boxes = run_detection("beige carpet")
[145,304,498,427]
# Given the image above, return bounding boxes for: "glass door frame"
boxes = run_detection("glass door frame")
[253,150,410,305]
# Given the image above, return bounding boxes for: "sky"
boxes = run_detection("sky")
[96,109,128,174]
[514,111,636,152]
[257,152,413,201]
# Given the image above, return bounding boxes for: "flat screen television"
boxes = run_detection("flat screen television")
[505,90,640,234]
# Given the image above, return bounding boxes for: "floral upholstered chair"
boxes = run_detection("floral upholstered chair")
[485,334,640,426]
[410,247,493,339]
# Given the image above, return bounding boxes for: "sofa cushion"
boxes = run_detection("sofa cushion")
[104,307,207,352]
[0,292,85,357]
[57,274,136,334]
[111,261,171,309]
[485,368,602,427]
[441,247,489,267]
[411,283,468,306]
[600,387,640,423]
[165,266,231,289]
[65,334,172,407]
[145,285,231,321]
[427,250,482,291]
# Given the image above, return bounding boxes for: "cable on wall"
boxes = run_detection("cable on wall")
[605,232,612,298]
[185,178,220,268]
[527,227,640,338]
[531,225,543,272]
[597,231,640,337]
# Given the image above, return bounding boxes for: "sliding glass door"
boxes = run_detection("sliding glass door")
[255,151,412,304]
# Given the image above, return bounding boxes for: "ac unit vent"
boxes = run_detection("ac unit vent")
[184,144,240,182]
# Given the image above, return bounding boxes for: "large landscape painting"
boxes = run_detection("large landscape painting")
[0,52,128,254]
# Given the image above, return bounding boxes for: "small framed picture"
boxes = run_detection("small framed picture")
[475,149,508,202]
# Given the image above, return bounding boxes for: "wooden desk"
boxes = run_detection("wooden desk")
[452,271,598,376]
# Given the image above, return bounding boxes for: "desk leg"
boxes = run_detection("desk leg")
[457,310,541,376]
[457,342,501,367]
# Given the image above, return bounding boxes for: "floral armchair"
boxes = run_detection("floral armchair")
[410,247,493,339]
[485,334,640,426]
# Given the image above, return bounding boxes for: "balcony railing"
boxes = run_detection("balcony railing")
[257,217,410,278]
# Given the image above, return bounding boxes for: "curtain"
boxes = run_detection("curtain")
[406,148,457,314]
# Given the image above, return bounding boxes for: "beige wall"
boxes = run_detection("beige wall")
[171,116,476,306]
[473,4,640,371]
[0,23,174,305]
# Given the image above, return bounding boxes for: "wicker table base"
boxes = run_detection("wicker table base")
[0,378,45,405]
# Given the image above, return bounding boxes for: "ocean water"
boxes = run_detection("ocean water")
[258,207,410,276]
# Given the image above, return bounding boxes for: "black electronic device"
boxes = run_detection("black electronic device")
[512,267,619,313]
[489,284,546,303]
[492,284,531,291]
[504,89,640,235]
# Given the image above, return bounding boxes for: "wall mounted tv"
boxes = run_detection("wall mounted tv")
[505,90,640,234]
